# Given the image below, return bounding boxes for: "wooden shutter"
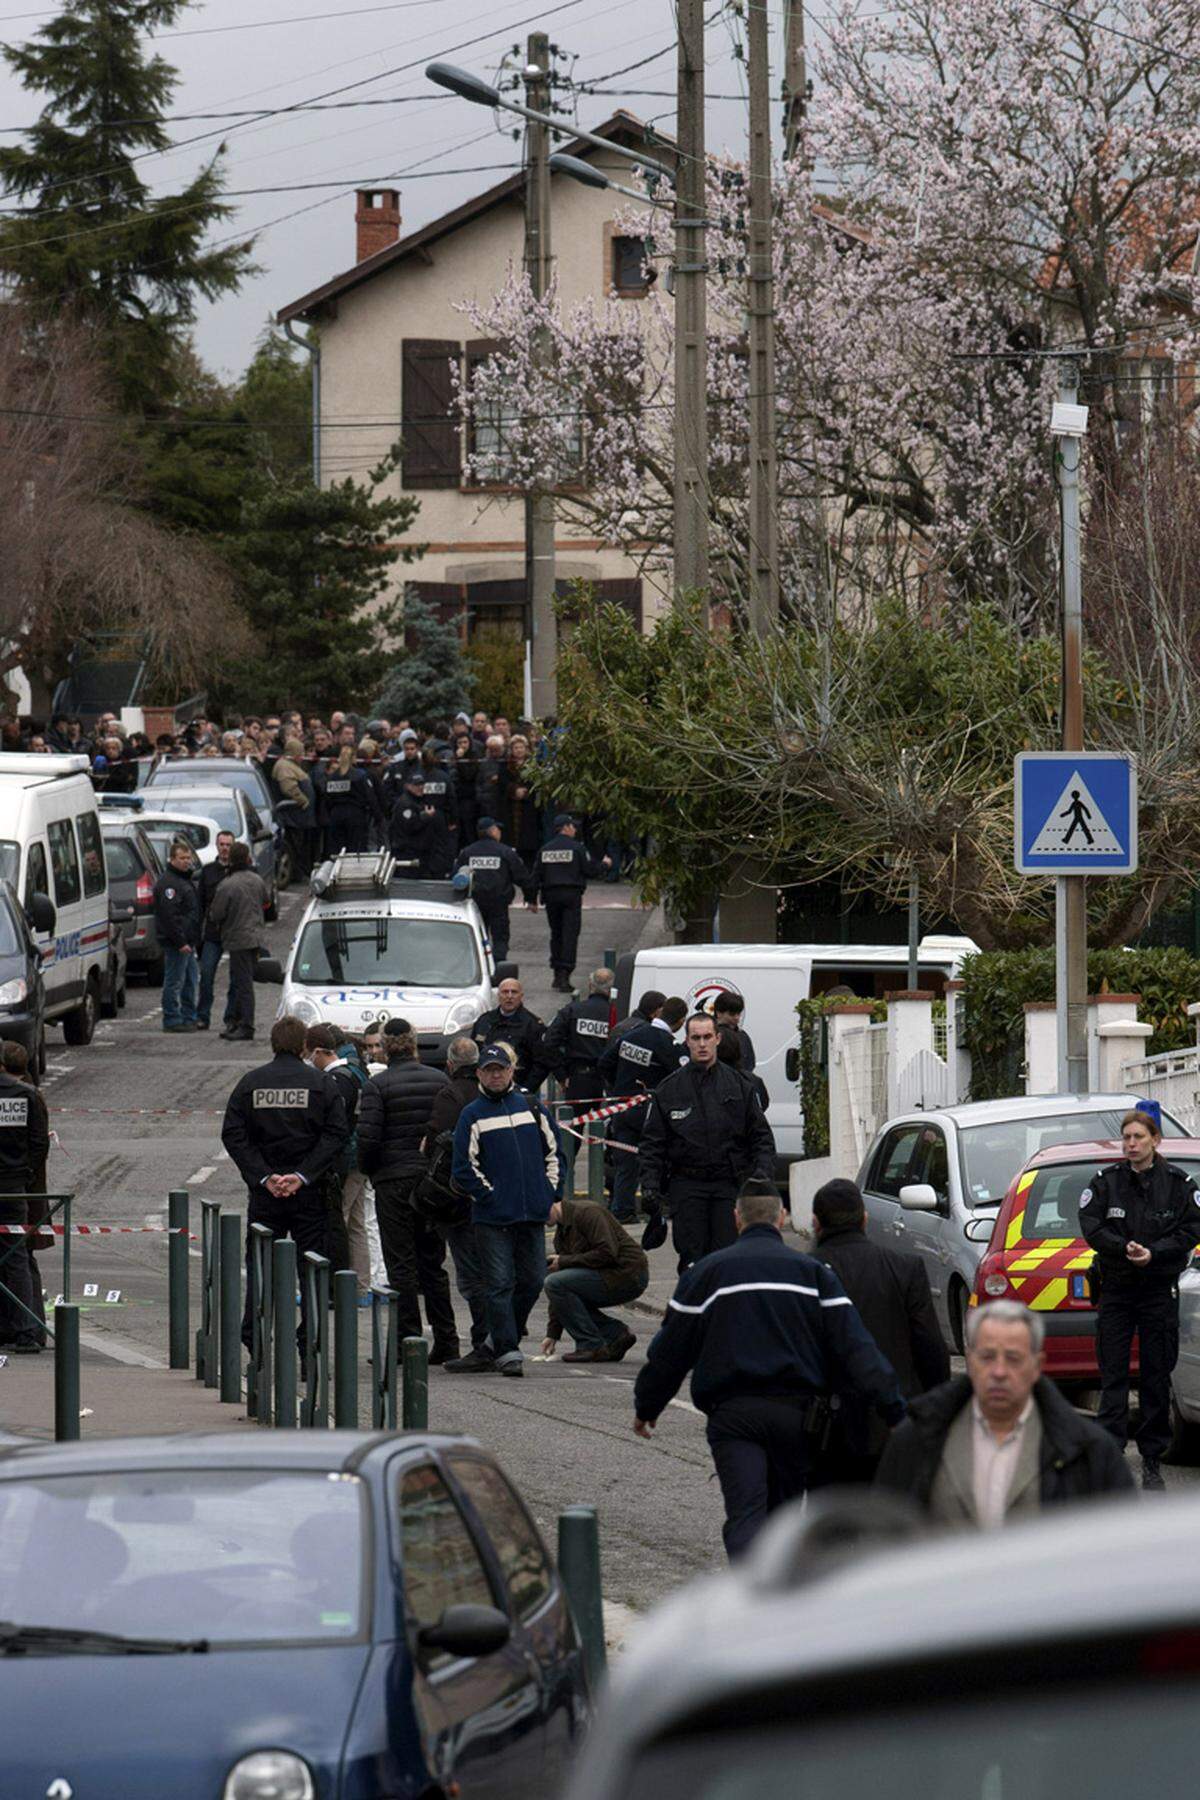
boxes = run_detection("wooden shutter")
[401,339,461,488]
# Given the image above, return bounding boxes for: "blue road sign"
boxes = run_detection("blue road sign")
[1014,752,1137,875]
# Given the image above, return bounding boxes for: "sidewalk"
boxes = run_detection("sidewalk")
[0,1333,256,1441]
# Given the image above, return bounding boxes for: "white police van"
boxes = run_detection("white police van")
[0,753,110,1044]
[255,851,504,1063]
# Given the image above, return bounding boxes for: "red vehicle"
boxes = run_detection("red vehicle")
[969,1137,1200,1390]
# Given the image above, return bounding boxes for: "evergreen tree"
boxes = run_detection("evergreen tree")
[376,594,473,723]
[0,0,255,413]
[237,324,314,481]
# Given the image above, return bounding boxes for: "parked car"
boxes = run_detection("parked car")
[139,755,291,886]
[0,876,47,1074]
[0,1430,588,1800]
[101,817,164,985]
[857,1093,1185,1350]
[137,784,278,921]
[99,793,221,867]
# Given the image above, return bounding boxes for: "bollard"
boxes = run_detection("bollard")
[248,1223,273,1425]
[61,1194,73,1304]
[168,1189,190,1370]
[545,1074,559,1108]
[54,1302,80,1442]
[197,1198,221,1388]
[558,1506,606,1692]
[273,1238,298,1429]
[333,1270,359,1429]
[587,1133,605,1203]
[302,1253,331,1428]
[603,945,616,972]
[401,1336,429,1430]
[219,1213,242,1405]
[371,1288,399,1429]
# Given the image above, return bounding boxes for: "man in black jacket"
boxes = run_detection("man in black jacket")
[713,992,756,1075]
[196,829,235,1033]
[639,1012,775,1270]
[0,1063,51,1351]
[454,818,533,963]
[814,1177,949,1481]
[471,976,545,1091]
[635,1182,904,1558]
[598,990,680,1223]
[875,1300,1133,1524]
[154,839,201,1033]
[419,1035,490,1366]
[222,1014,350,1354]
[543,967,613,1115]
[357,1029,459,1359]
[533,815,610,993]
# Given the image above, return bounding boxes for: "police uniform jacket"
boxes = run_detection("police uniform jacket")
[1080,1156,1200,1292]
[221,1051,350,1189]
[470,1005,545,1089]
[416,770,458,832]
[634,1225,906,1422]
[389,800,451,876]
[357,1059,449,1180]
[153,865,201,950]
[321,765,381,827]
[638,1059,775,1199]
[0,1069,51,1184]
[454,838,532,906]
[597,1020,680,1138]
[543,994,611,1080]
[382,753,424,806]
[533,834,599,899]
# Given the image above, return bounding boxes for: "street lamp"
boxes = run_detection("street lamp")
[548,151,666,207]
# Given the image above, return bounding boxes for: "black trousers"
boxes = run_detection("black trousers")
[706,1396,813,1560]
[326,810,369,853]
[227,946,257,1030]
[1096,1281,1180,1460]
[478,898,512,964]
[668,1178,738,1272]
[0,1188,38,1347]
[545,893,583,979]
[240,1185,331,1353]
[374,1175,459,1350]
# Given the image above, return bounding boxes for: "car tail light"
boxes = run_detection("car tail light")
[976,1252,1011,1301]
[135,872,155,908]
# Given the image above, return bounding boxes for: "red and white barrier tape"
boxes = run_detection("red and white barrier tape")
[0,1223,195,1237]
[548,1093,648,1126]
[51,1106,226,1120]
[559,1122,638,1154]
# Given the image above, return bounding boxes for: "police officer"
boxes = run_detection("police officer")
[0,1060,50,1351]
[321,745,384,853]
[454,817,533,963]
[471,976,546,1091]
[222,1014,350,1355]
[388,772,451,877]
[543,967,613,1121]
[633,1181,904,1558]
[639,1011,775,1270]
[417,755,459,839]
[532,815,610,993]
[598,990,682,1222]
[1080,1107,1200,1492]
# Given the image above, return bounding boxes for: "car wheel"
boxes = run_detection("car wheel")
[275,845,293,891]
[142,955,164,988]
[62,976,99,1046]
[1166,1389,1200,1465]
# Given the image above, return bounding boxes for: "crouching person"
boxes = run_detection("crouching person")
[540,1197,647,1363]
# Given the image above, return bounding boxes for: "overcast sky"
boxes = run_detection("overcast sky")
[0,0,793,380]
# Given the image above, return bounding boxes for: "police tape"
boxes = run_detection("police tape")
[558,1122,638,1154]
[0,1223,196,1237]
[50,1106,226,1120]
[547,1094,648,1126]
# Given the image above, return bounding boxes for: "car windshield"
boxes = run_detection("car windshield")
[0,841,18,889]
[623,1683,1200,1800]
[156,796,239,835]
[295,917,480,988]
[960,1110,1163,1207]
[103,838,144,881]
[149,765,268,809]
[1021,1157,1200,1239]
[0,1469,366,1646]
[143,820,212,855]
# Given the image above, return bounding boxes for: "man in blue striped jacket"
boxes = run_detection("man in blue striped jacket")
[451,1043,562,1378]
[633,1180,906,1558]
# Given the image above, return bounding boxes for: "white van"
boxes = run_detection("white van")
[0,754,110,1044]
[616,936,979,1162]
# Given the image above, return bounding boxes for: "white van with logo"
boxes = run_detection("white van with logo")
[0,754,110,1044]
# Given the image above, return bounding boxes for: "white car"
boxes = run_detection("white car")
[857,1092,1184,1351]
[255,851,500,1062]
[131,809,222,868]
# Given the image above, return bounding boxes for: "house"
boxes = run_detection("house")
[276,113,669,654]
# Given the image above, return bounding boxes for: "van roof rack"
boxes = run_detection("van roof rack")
[310,850,473,903]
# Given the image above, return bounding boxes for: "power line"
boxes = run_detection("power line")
[0,95,452,134]
[0,161,522,216]
[0,0,451,34]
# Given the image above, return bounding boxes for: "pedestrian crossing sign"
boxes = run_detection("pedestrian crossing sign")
[1014,752,1137,875]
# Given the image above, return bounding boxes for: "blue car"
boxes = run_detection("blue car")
[0,1431,590,1798]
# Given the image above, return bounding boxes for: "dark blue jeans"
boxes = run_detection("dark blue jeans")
[474,1220,547,1365]
[162,946,198,1027]
[544,1266,646,1351]
[197,938,233,1028]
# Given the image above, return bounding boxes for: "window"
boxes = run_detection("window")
[401,338,461,488]
[397,1464,495,1662]
[448,1456,552,1621]
[24,842,49,911]
[103,838,144,881]
[611,233,652,296]
[245,803,264,839]
[868,1125,923,1200]
[47,819,81,907]
[0,840,19,890]
[75,812,106,900]
[295,917,480,988]
[910,1126,949,1207]
[958,1110,1144,1208]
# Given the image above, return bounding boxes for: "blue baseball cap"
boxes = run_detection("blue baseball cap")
[478,1044,513,1069]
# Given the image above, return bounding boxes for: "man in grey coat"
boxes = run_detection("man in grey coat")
[207,841,268,1042]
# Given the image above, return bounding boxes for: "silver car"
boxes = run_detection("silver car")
[144,784,278,920]
[858,1093,1183,1351]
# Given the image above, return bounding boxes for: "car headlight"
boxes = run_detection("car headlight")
[0,978,28,1007]
[289,997,320,1025]
[223,1751,314,1800]
[444,996,482,1034]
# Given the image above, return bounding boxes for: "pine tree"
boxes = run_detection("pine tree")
[375,593,474,724]
[0,0,255,413]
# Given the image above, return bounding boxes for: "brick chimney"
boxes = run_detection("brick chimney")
[355,189,401,262]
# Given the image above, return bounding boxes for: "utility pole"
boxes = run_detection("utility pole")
[1055,359,1088,1094]
[524,33,557,715]
[673,0,709,605]
[782,0,807,161]
[746,0,780,631]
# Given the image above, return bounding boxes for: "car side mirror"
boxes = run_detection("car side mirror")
[417,1603,510,1659]
[253,957,284,984]
[26,893,55,935]
[785,1047,800,1083]
[899,1183,940,1212]
[964,1215,996,1243]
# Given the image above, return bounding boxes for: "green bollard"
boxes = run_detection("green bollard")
[54,1302,81,1442]
[168,1190,190,1370]
[272,1238,297,1429]
[558,1506,606,1692]
[219,1213,242,1404]
[333,1271,359,1429]
[587,1134,605,1203]
[401,1336,429,1430]
[198,1198,221,1388]
[603,945,617,972]
[302,1253,330,1429]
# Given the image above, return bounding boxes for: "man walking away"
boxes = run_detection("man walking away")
[814,1177,949,1482]
[357,1029,459,1361]
[543,967,613,1120]
[305,1024,368,1285]
[207,842,267,1042]
[0,1056,50,1352]
[451,1044,561,1377]
[533,815,610,993]
[222,1015,349,1357]
[154,839,201,1033]
[713,992,756,1075]
[541,1197,646,1362]
[874,1300,1133,1524]
[196,829,235,1033]
[634,1182,905,1559]
[419,1036,491,1368]
[639,1012,775,1271]
[454,817,533,964]
[598,990,680,1223]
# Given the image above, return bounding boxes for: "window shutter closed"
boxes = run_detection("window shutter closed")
[401,339,461,488]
